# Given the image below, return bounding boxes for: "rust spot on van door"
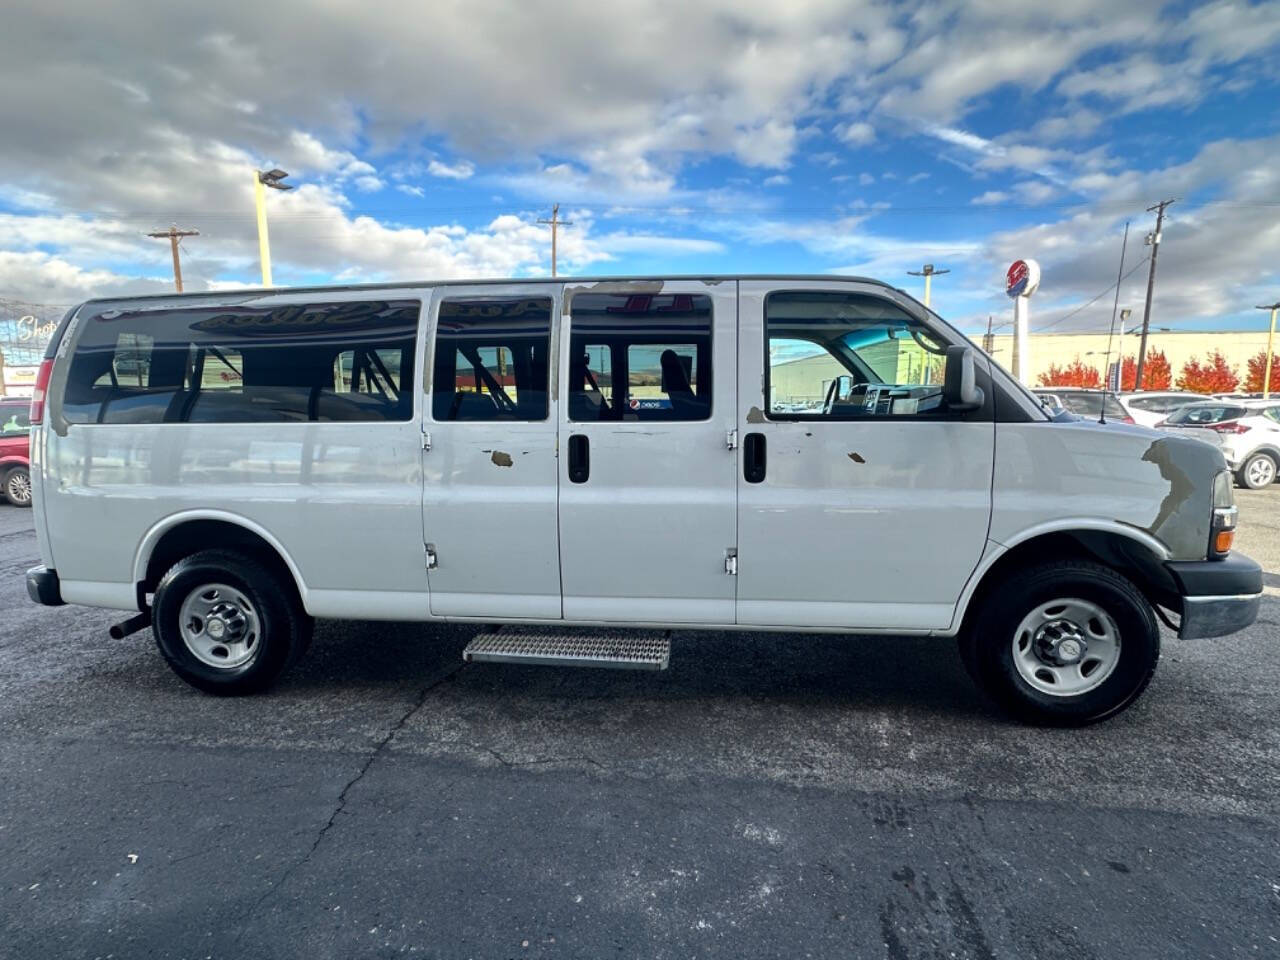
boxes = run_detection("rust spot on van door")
[848,452,866,463]
[490,450,514,467]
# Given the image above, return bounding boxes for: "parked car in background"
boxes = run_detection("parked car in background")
[1031,387,1134,422]
[1118,391,1201,428]
[1159,400,1280,489]
[0,397,32,507]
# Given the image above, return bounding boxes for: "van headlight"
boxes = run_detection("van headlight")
[1210,470,1237,558]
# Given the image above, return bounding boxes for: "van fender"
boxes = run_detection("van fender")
[133,509,310,604]
[948,518,1171,634]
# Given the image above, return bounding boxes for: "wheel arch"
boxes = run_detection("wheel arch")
[134,511,308,611]
[954,521,1178,636]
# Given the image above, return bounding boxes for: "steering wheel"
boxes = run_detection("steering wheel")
[822,377,841,415]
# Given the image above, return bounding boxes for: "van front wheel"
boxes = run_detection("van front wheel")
[958,561,1160,726]
[152,549,309,695]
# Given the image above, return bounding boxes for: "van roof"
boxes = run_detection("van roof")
[70,274,898,309]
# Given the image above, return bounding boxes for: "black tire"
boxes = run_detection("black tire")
[152,549,311,695]
[1236,452,1278,490]
[4,466,32,507]
[957,560,1160,726]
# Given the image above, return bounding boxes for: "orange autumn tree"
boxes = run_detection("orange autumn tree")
[1244,351,1280,393]
[1038,358,1102,388]
[1121,350,1173,390]
[1176,351,1240,394]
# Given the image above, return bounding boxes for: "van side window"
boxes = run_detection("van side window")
[431,298,551,421]
[62,300,419,424]
[765,291,953,419]
[568,293,712,421]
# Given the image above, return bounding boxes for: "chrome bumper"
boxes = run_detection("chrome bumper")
[1179,593,1262,639]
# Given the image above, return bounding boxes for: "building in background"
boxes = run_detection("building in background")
[977,331,1270,388]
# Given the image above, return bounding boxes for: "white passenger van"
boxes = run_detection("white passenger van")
[25,277,1262,724]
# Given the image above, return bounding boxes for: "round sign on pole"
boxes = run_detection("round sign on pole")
[1005,259,1041,299]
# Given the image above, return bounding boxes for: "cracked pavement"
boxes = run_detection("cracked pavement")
[2,493,1279,959]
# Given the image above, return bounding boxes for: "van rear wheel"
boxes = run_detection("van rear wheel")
[152,549,310,695]
[958,560,1159,726]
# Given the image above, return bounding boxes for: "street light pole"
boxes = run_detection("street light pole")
[254,169,293,287]
[907,263,950,309]
[1257,302,1280,399]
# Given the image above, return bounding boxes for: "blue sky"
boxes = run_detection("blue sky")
[1,0,1278,340]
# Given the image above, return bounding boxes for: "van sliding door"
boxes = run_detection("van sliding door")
[556,280,738,623]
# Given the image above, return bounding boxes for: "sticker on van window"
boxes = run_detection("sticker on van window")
[628,398,671,411]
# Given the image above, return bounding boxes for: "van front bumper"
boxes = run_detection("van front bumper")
[26,565,65,607]
[1166,553,1263,640]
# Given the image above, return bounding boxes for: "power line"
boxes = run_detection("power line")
[1030,255,1151,334]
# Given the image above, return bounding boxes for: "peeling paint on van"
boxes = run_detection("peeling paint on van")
[848,452,866,464]
[490,450,514,467]
[991,420,1224,560]
[746,406,766,424]
[562,279,666,316]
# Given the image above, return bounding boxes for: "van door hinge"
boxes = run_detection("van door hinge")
[724,548,738,576]
[425,544,438,569]
[421,429,432,452]
[725,429,738,450]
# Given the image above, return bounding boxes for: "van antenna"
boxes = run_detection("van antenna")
[1100,220,1130,424]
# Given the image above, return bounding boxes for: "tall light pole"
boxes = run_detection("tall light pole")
[908,263,949,309]
[147,225,199,293]
[1257,302,1279,399]
[254,168,292,286]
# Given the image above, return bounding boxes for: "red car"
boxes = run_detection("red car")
[0,397,32,507]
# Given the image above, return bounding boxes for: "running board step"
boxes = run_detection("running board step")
[463,628,671,671]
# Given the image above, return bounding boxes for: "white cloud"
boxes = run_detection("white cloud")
[971,191,1010,206]
[763,174,790,187]
[837,121,876,146]
[427,159,475,180]
[858,172,875,186]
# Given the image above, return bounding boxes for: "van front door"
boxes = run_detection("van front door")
[422,286,562,619]
[736,280,994,631]
[557,281,738,623]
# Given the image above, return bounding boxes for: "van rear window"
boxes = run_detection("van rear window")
[61,300,419,424]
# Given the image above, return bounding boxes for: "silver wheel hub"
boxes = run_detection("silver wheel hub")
[7,472,31,504]
[1247,457,1275,486]
[178,583,260,669]
[1013,598,1121,697]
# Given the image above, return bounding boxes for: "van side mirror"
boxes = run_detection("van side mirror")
[943,345,983,411]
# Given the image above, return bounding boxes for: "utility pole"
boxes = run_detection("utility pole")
[907,263,950,309]
[1257,302,1280,399]
[982,315,994,354]
[537,203,572,277]
[147,225,199,293]
[1134,198,1175,390]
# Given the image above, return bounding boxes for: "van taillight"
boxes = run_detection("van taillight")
[29,359,54,424]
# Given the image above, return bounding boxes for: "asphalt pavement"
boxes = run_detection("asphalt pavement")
[2,494,1279,959]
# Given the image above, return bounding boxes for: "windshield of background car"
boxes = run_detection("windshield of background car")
[1058,393,1127,419]
[0,404,31,436]
[1167,403,1246,425]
